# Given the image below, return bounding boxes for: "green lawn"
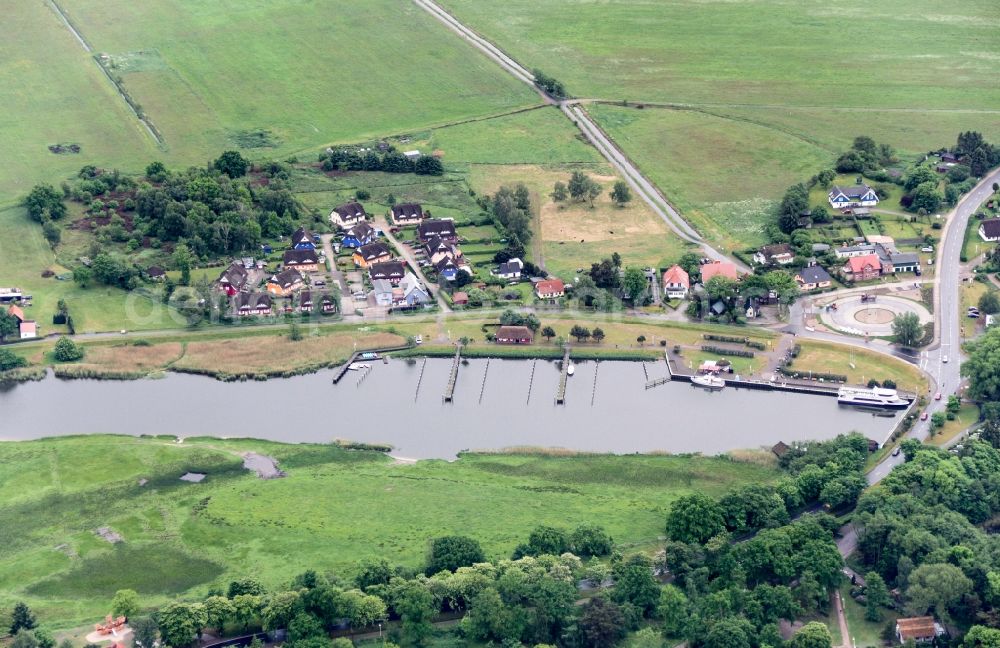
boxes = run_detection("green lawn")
[0,435,779,627]
[588,104,832,249]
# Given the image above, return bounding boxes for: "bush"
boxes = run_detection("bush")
[53,337,85,362]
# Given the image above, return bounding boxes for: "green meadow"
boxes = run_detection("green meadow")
[0,435,779,626]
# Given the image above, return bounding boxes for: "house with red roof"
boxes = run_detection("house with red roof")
[7,305,36,339]
[700,261,739,283]
[843,253,881,281]
[534,279,565,300]
[662,265,690,299]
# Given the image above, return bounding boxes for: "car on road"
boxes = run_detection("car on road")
[921,412,929,421]
[942,356,949,363]
[935,392,942,400]
[892,447,902,457]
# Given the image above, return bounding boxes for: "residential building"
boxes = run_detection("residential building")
[495,325,533,345]
[235,292,272,316]
[321,294,337,313]
[495,257,524,280]
[217,261,250,296]
[371,279,394,306]
[147,266,166,281]
[843,254,881,281]
[700,261,739,283]
[352,242,393,268]
[662,265,690,299]
[895,617,941,644]
[416,219,457,243]
[425,236,462,264]
[435,256,471,282]
[940,152,959,164]
[752,243,794,266]
[330,202,367,229]
[290,227,316,250]
[888,252,920,274]
[266,268,304,296]
[535,279,565,299]
[834,243,877,259]
[397,272,431,307]
[452,291,469,306]
[390,203,424,225]
[342,222,376,249]
[795,264,832,290]
[298,290,313,313]
[369,260,406,286]
[19,320,37,339]
[979,217,1000,242]
[283,249,320,273]
[828,184,880,209]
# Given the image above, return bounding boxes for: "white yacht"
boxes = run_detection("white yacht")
[691,374,726,391]
[837,386,909,409]
[566,364,575,376]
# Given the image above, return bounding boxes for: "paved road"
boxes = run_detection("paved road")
[319,234,349,315]
[412,0,748,272]
[375,217,452,313]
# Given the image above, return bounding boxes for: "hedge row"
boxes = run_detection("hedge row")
[776,367,847,382]
[703,334,766,350]
[701,345,755,358]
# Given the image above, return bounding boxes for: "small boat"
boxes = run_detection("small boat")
[348,362,371,371]
[566,364,575,376]
[691,374,726,391]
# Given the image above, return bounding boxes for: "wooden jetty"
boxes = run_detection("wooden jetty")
[443,345,463,402]
[555,347,571,404]
[331,352,360,384]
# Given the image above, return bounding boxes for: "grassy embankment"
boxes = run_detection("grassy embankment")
[437,0,1000,250]
[0,435,780,627]
[790,340,930,394]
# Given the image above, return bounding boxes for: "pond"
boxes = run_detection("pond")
[0,358,899,459]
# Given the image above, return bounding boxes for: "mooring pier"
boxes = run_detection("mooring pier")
[413,358,427,401]
[555,347,571,404]
[526,359,537,404]
[443,345,463,402]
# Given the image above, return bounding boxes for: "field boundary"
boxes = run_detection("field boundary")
[45,0,164,146]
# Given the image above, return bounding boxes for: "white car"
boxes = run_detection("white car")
[942,355,949,363]
[414,335,423,345]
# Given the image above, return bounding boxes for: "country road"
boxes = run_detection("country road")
[411,0,748,271]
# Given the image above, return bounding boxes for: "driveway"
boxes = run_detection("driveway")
[320,234,348,315]
[374,216,451,313]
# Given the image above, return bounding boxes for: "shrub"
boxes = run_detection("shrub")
[53,337,85,362]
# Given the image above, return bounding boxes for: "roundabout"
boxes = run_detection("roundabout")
[822,293,932,337]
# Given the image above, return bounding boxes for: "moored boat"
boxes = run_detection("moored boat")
[691,374,726,391]
[837,386,909,409]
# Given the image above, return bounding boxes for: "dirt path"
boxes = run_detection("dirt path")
[831,590,851,648]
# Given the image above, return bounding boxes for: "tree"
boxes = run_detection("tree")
[427,535,485,575]
[622,267,648,303]
[608,180,632,206]
[11,631,38,648]
[228,578,265,598]
[527,526,569,555]
[262,591,302,631]
[665,493,725,544]
[906,562,972,621]
[145,161,168,182]
[910,181,943,213]
[414,156,443,176]
[657,584,689,637]
[53,337,85,362]
[612,554,661,616]
[864,572,889,622]
[112,589,141,619]
[789,622,832,648]
[703,617,753,648]
[891,312,922,347]
[577,598,625,648]
[637,335,646,346]
[130,617,159,648]
[569,325,591,343]
[42,220,61,246]
[173,243,193,286]
[10,602,37,635]
[231,594,262,630]
[354,557,394,590]
[964,626,1000,647]
[214,151,249,178]
[979,291,1000,315]
[203,596,234,635]
[0,311,18,342]
[962,327,1000,401]
[0,348,27,372]
[24,184,67,222]
[778,183,809,233]
[541,326,556,341]
[157,604,199,648]
[591,327,605,343]
[551,182,568,202]
[532,69,566,98]
[568,171,590,202]
[395,581,435,647]
[904,166,938,191]
[571,524,612,557]
[74,265,92,288]
[586,179,602,206]
[463,588,520,645]
[971,147,990,177]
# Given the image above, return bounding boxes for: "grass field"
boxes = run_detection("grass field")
[0,435,779,626]
[791,340,929,393]
[588,104,833,249]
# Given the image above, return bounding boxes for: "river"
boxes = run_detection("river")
[0,358,899,459]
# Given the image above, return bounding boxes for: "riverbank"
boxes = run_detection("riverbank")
[0,434,780,627]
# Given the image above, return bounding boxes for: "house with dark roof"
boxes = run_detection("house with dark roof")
[495,325,533,345]
[321,293,337,313]
[329,202,367,229]
[662,265,690,299]
[147,266,166,281]
[940,151,960,164]
[435,256,471,282]
[217,261,250,296]
[290,227,316,250]
[794,264,832,290]
[752,243,794,266]
[283,249,320,273]
[390,203,424,225]
[352,242,393,268]
[236,292,272,316]
[888,252,920,274]
[979,218,1000,242]
[298,290,313,313]
[535,279,565,299]
[828,184,879,209]
[342,222,376,249]
[369,260,406,286]
[416,219,457,243]
[266,268,304,297]
[495,257,524,280]
[425,236,461,264]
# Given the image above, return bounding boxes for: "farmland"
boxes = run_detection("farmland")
[0,435,779,626]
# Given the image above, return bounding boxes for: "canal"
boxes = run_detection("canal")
[0,358,900,459]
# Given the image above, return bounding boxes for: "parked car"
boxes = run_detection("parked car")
[921,412,928,421]
[935,392,942,400]
[921,246,934,253]
[414,335,423,345]
[892,447,901,457]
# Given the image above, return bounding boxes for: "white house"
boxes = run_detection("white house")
[662,265,690,300]
[752,243,794,266]
[495,258,524,280]
[828,184,879,209]
[329,202,367,229]
[979,218,1000,242]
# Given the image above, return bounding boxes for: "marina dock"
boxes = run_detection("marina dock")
[555,347,571,404]
[443,345,463,402]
